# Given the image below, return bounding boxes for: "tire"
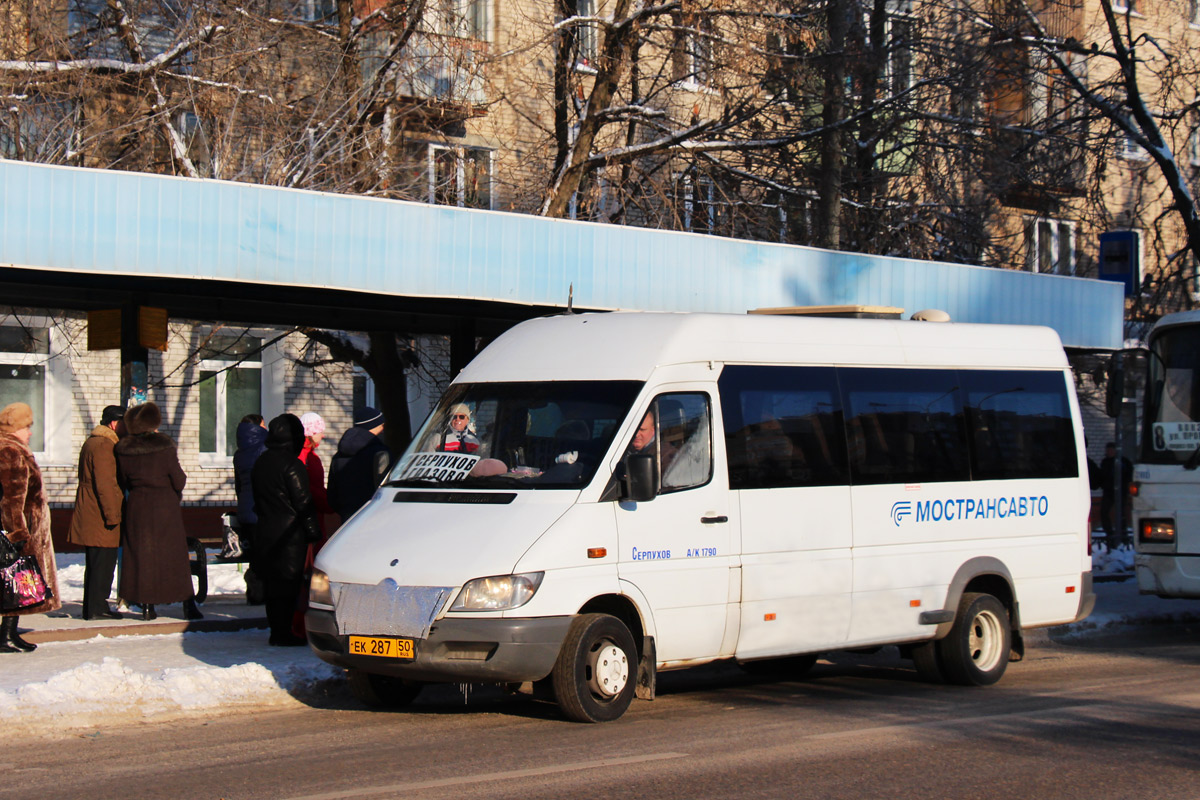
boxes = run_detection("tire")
[909,640,945,683]
[552,613,638,723]
[347,668,423,708]
[738,654,819,679]
[936,592,1011,686]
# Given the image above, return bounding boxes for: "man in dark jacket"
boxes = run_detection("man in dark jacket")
[327,406,393,523]
[67,405,125,620]
[251,414,322,646]
[1099,441,1134,551]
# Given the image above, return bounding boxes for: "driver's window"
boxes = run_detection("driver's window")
[627,393,712,492]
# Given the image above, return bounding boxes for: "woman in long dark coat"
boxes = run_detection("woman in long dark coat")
[0,402,60,653]
[114,402,201,621]
[252,413,321,646]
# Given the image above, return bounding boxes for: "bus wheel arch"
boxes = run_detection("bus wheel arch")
[578,593,656,701]
[936,558,1018,640]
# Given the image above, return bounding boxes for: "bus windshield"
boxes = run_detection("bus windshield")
[386,380,642,490]
[1142,324,1200,464]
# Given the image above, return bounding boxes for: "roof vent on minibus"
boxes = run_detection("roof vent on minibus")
[910,309,951,322]
[748,305,904,319]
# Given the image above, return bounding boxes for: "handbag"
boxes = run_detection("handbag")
[219,514,245,560]
[1,555,52,612]
[0,531,19,570]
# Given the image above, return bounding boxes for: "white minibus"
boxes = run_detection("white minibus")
[307,311,1095,722]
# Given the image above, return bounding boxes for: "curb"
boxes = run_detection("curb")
[21,615,269,644]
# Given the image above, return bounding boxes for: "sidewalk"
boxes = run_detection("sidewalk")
[22,595,268,644]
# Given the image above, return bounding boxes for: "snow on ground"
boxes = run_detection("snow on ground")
[0,545,1194,738]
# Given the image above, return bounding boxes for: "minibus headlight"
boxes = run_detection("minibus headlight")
[1139,519,1176,545]
[451,572,544,611]
[309,569,334,608]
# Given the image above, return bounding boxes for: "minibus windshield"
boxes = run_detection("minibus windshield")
[1142,324,1200,464]
[386,380,642,489]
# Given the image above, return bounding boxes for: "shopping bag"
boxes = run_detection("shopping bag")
[1,555,52,612]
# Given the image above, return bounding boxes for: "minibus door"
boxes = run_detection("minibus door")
[615,391,737,663]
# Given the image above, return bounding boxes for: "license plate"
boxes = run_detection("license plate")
[348,636,415,660]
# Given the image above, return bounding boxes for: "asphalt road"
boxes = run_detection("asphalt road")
[6,622,1198,800]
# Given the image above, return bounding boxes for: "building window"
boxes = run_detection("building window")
[675,172,721,234]
[1191,0,1200,25]
[433,0,490,40]
[569,172,609,221]
[1024,217,1075,275]
[1112,0,1138,13]
[0,326,49,453]
[1189,124,1200,168]
[884,0,913,95]
[198,334,263,461]
[1115,117,1149,161]
[575,0,599,67]
[676,11,714,87]
[427,144,493,209]
[299,0,336,21]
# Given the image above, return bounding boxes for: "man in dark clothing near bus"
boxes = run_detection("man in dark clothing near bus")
[1100,441,1133,551]
[327,406,393,523]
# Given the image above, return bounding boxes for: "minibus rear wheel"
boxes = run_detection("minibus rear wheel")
[936,592,1010,686]
[347,668,423,708]
[552,613,638,723]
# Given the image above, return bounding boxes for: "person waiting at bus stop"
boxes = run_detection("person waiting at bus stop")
[1099,441,1133,551]
[251,413,322,646]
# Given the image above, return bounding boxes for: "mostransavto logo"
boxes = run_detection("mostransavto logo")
[891,496,1049,526]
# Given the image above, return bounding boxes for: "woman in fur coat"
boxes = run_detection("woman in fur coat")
[114,402,201,621]
[0,402,60,653]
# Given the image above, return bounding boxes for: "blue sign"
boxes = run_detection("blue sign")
[1098,231,1141,297]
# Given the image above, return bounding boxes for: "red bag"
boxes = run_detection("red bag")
[1,555,51,611]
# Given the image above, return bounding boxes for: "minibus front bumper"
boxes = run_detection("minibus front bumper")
[305,608,573,683]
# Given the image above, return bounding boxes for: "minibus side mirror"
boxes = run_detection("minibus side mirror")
[623,454,659,503]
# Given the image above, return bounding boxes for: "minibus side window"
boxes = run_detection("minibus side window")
[624,393,713,493]
[962,370,1078,480]
[718,365,849,489]
[840,368,970,485]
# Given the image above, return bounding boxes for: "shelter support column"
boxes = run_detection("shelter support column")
[121,300,149,406]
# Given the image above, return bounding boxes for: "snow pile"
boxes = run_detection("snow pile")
[0,631,341,736]
[1091,542,1136,576]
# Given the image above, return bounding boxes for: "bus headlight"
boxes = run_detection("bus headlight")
[451,572,544,611]
[1140,519,1176,545]
[310,569,334,608]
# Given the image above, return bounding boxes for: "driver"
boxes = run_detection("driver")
[440,403,481,454]
[626,409,677,475]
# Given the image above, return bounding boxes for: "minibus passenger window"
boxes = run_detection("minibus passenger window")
[718,365,848,489]
[840,368,969,485]
[963,370,1078,480]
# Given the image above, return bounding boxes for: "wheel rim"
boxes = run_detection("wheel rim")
[586,640,630,699]
[968,609,1005,672]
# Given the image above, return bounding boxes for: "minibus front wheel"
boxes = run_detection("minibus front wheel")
[347,668,424,708]
[936,592,1011,686]
[552,613,638,723]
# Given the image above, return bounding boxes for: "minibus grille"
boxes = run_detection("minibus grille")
[334,579,453,638]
